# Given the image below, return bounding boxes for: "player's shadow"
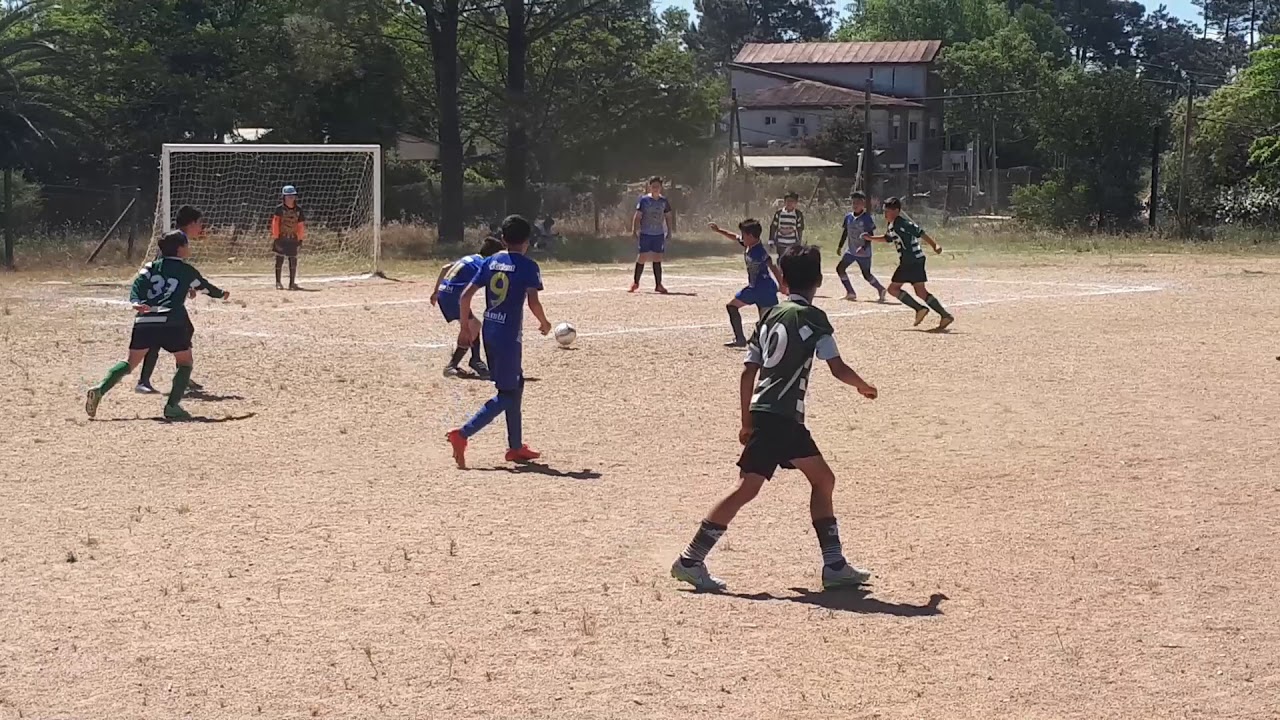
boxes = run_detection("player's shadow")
[655,291,698,297]
[472,462,601,480]
[289,286,323,293]
[185,388,245,402]
[95,412,257,424]
[898,328,960,335]
[709,587,947,617]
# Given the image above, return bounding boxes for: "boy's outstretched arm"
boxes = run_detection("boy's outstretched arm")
[429,262,451,306]
[707,222,740,243]
[526,289,552,335]
[739,362,761,445]
[826,357,877,399]
[193,270,229,300]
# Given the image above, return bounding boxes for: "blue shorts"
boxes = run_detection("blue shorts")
[438,293,462,323]
[483,333,524,392]
[735,284,779,308]
[637,233,666,255]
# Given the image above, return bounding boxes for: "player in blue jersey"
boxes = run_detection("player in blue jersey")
[446,215,553,468]
[708,218,787,348]
[431,236,505,378]
[834,191,887,302]
[631,176,674,294]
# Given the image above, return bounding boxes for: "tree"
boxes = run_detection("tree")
[1021,67,1165,228]
[1134,7,1231,85]
[0,0,82,170]
[686,0,834,71]
[1048,0,1145,65]
[938,23,1052,167]
[837,0,1007,45]
[806,110,865,169]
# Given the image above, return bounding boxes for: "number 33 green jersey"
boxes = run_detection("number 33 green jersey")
[744,297,841,424]
[129,257,226,326]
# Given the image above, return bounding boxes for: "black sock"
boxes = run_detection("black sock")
[726,304,745,343]
[274,256,284,284]
[654,262,663,287]
[138,348,159,386]
[680,519,727,566]
[897,290,926,311]
[813,517,847,569]
[469,338,482,363]
[288,257,298,285]
[448,345,467,367]
[633,263,644,284]
[923,293,952,319]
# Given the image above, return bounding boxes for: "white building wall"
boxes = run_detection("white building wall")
[747,63,929,97]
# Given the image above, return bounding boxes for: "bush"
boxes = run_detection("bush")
[1012,179,1091,229]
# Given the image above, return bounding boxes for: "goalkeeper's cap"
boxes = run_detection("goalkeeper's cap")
[282,185,298,196]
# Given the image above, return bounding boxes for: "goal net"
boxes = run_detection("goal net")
[153,144,382,274]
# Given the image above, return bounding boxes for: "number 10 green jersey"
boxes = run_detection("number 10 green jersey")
[744,297,841,424]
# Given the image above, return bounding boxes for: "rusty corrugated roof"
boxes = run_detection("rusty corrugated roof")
[735,41,942,65]
[739,80,922,109]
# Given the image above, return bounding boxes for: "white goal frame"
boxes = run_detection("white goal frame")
[158,143,383,275]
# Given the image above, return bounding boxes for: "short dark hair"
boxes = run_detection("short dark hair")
[883,196,902,209]
[850,191,866,201]
[500,214,532,245]
[779,245,822,292]
[175,205,202,228]
[158,229,189,257]
[479,236,504,256]
[738,218,763,240]
[783,191,799,200]
[648,176,663,185]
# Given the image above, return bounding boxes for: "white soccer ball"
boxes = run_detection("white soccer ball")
[554,322,577,347]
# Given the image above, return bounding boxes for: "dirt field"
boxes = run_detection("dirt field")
[1,251,1278,719]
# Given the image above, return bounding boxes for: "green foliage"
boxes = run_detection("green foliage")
[938,23,1051,141]
[686,0,834,70]
[838,0,1007,45]
[1025,67,1165,228]
[0,0,85,169]
[806,110,864,170]
[1011,178,1091,228]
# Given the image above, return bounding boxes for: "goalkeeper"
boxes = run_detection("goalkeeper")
[271,185,306,290]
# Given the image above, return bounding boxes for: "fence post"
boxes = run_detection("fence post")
[3,168,13,269]
[1149,126,1161,228]
[1176,78,1194,231]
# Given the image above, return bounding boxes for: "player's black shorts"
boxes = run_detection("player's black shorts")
[273,238,301,257]
[891,260,927,284]
[129,321,191,353]
[737,411,821,480]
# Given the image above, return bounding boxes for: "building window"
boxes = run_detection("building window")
[951,161,962,171]
[793,116,805,125]
[909,121,918,141]
[928,117,939,138]
[764,116,776,126]
[891,115,901,141]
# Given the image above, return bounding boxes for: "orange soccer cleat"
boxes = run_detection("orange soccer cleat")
[504,445,542,462]
[446,429,468,469]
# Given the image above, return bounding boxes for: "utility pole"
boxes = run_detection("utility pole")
[1177,78,1195,230]
[730,89,748,217]
[990,117,999,214]
[863,80,873,199]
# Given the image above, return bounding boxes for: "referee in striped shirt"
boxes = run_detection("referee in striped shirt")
[769,191,805,253]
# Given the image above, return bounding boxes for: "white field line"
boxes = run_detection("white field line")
[81,282,1158,352]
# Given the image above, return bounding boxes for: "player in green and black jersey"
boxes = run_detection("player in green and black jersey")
[84,229,231,420]
[671,245,880,593]
[136,205,207,395]
[867,197,953,331]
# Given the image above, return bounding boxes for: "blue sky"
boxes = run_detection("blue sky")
[656,0,1202,24]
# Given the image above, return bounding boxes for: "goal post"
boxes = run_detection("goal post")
[155,144,383,275]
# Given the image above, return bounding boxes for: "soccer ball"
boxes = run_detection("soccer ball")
[554,322,577,347]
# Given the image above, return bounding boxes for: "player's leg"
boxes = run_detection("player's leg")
[652,237,667,293]
[913,281,954,331]
[501,380,539,462]
[835,254,857,300]
[86,346,149,418]
[287,244,300,290]
[164,347,195,420]
[791,454,871,589]
[274,252,285,290]
[631,244,649,292]
[465,314,488,377]
[182,320,203,392]
[889,266,929,325]
[856,255,887,301]
[136,346,161,393]
[672,412,780,591]
[725,295,750,347]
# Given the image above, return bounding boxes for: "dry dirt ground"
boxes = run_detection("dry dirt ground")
[1,251,1278,719]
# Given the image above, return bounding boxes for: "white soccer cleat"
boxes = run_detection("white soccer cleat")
[671,559,727,592]
[844,292,858,302]
[821,562,871,590]
[135,382,159,394]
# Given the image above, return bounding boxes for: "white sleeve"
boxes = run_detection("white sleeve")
[815,333,840,361]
